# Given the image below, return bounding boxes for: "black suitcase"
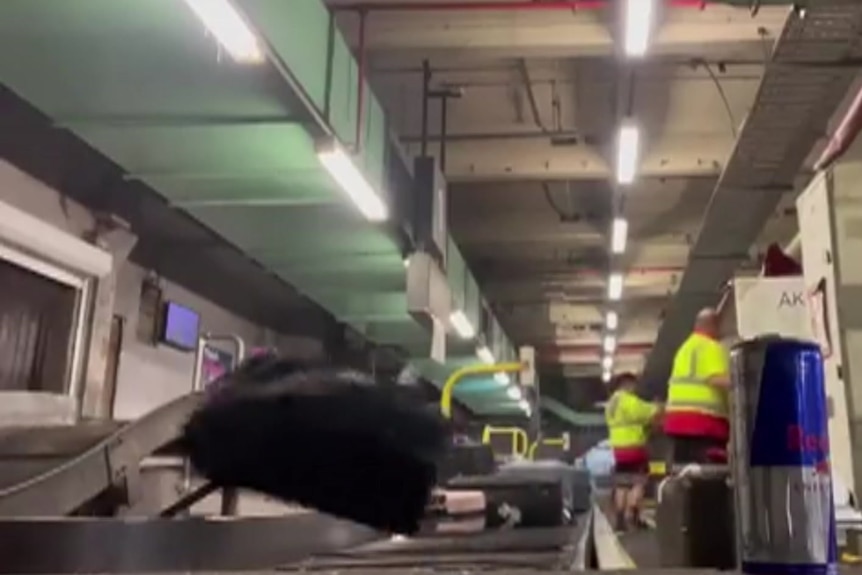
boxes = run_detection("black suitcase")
[437,444,495,483]
[655,474,736,569]
[447,473,568,528]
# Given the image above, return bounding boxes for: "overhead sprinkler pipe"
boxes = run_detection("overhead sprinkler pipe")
[815,85,862,171]
[334,0,707,12]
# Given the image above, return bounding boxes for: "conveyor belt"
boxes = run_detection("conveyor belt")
[0,512,379,573]
[618,529,660,568]
[0,392,202,516]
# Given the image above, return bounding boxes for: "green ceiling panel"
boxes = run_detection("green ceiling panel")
[0,0,293,119]
[256,252,404,276]
[155,172,337,208]
[74,124,319,178]
[241,0,330,113]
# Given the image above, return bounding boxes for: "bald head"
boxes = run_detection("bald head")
[694,307,719,338]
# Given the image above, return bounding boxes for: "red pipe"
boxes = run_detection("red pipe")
[355,10,368,152]
[815,85,862,171]
[336,0,706,12]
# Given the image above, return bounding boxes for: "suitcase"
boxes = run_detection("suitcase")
[447,473,568,528]
[497,460,592,513]
[437,444,495,483]
[655,474,736,570]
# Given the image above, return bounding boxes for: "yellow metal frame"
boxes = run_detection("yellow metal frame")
[482,425,529,457]
[528,436,567,460]
[439,361,523,419]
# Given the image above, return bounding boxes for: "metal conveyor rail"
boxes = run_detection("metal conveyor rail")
[0,392,204,516]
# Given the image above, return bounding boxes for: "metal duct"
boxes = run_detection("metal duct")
[643,2,862,395]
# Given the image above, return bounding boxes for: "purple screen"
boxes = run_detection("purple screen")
[162,302,200,350]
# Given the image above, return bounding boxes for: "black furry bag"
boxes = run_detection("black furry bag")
[183,355,448,534]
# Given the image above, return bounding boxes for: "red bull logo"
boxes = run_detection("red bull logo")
[787,424,829,454]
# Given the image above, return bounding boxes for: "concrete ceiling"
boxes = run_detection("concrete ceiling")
[326,1,806,381]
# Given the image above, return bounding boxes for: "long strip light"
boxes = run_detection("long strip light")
[616,123,640,185]
[495,372,511,385]
[477,345,495,365]
[603,335,617,354]
[602,356,613,370]
[602,370,612,383]
[624,0,656,58]
[317,143,388,222]
[608,273,624,301]
[606,311,619,330]
[507,386,522,400]
[611,218,629,254]
[519,399,531,412]
[450,309,475,340]
[182,0,264,64]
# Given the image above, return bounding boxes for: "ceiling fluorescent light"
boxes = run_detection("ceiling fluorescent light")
[624,0,655,58]
[616,123,640,185]
[183,0,264,64]
[603,335,617,354]
[450,309,475,340]
[606,311,619,330]
[495,372,511,385]
[317,143,388,222]
[602,370,612,383]
[611,218,629,254]
[608,273,624,301]
[507,386,522,400]
[519,399,530,411]
[602,356,613,370]
[477,345,495,365]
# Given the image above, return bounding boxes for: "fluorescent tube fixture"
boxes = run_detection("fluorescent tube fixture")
[603,335,617,354]
[519,399,530,411]
[624,0,655,57]
[616,123,640,185]
[608,273,624,301]
[477,345,495,365]
[507,386,522,400]
[182,0,264,64]
[495,372,511,385]
[602,356,613,370]
[611,218,629,254]
[606,311,619,331]
[317,143,388,222]
[602,370,612,383]
[450,310,475,340]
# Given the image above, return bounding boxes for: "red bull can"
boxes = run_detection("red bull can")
[730,336,837,575]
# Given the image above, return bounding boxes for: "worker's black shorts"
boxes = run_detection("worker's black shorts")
[668,436,726,465]
[613,460,649,487]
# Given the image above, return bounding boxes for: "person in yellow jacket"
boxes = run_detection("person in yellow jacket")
[605,372,663,532]
[662,307,731,464]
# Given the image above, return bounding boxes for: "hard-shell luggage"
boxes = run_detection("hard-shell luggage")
[447,473,569,528]
[497,460,592,513]
[655,474,736,570]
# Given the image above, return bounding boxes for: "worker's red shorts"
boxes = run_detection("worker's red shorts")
[615,460,649,475]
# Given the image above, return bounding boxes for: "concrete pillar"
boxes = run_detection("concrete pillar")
[80,227,137,420]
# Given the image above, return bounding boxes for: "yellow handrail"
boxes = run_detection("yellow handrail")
[482,425,529,457]
[439,361,523,419]
[528,437,567,460]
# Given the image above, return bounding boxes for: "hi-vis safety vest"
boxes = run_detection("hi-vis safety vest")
[605,390,650,449]
[666,333,728,419]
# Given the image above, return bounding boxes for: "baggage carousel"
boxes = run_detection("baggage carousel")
[0,392,593,573]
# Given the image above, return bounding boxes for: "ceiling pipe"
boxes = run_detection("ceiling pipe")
[815,85,862,172]
[333,0,707,12]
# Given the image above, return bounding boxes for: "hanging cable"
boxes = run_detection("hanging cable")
[696,60,738,139]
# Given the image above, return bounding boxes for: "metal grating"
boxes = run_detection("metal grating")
[643,3,862,391]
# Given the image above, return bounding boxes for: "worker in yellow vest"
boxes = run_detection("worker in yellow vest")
[663,307,731,464]
[605,372,663,532]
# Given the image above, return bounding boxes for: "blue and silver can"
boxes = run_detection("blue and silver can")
[731,336,837,575]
